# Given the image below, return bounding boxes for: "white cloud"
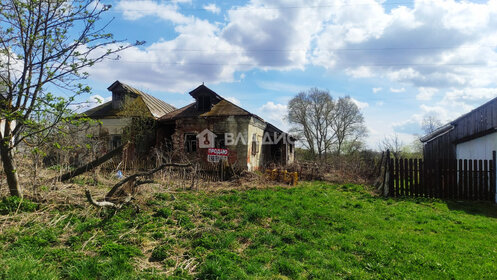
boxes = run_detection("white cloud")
[443,87,497,103]
[350,98,369,109]
[222,0,332,70]
[70,95,111,113]
[225,96,241,106]
[372,87,382,93]
[117,0,192,24]
[345,66,373,78]
[390,87,405,93]
[416,87,438,101]
[257,81,308,93]
[311,0,497,91]
[260,101,289,131]
[104,0,497,115]
[203,3,220,14]
[88,18,252,92]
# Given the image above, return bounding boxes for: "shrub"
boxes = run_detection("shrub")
[12,230,57,248]
[172,201,189,211]
[175,212,194,229]
[154,207,172,218]
[150,244,171,262]
[0,196,38,214]
[100,242,142,258]
[154,193,174,201]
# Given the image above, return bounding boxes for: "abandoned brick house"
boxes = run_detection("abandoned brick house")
[83,81,295,170]
[159,84,295,170]
[83,80,176,152]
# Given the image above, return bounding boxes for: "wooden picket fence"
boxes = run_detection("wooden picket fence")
[383,151,496,201]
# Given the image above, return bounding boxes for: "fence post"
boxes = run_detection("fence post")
[383,150,390,197]
[492,151,497,203]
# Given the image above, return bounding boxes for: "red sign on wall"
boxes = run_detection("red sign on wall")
[207,148,229,162]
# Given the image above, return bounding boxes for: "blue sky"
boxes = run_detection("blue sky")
[77,0,497,149]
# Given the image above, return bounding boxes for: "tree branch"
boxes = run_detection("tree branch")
[105,163,192,200]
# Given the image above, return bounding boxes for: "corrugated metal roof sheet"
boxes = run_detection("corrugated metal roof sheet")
[84,81,176,119]
[81,101,117,118]
[117,82,176,118]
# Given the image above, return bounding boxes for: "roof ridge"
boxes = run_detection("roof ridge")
[111,81,176,118]
[218,98,265,122]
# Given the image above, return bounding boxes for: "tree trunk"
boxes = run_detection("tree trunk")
[0,140,22,198]
[59,143,126,182]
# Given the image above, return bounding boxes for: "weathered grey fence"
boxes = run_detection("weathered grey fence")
[383,150,496,201]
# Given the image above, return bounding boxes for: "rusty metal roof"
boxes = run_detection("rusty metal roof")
[83,81,176,119]
[160,98,263,121]
[160,84,267,122]
[81,101,117,118]
[109,81,176,118]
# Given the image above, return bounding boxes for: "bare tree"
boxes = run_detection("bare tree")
[288,90,367,159]
[0,0,139,197]
[288,92,315,154]
[288,88,334,160]
[379,134,404,159]
[421,113,443,134]
[330,96,367,156]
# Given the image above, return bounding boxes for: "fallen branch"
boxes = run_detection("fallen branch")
[60,144,126,182]
[85,189,119,209]
[85,189,132,209]
[105,163,191,200]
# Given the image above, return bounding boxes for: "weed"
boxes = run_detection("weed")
[2,182,497,279]
[0,196,38,214]
[150,244,171,261]
[100,242,142,258]
[175,212,194,229]
[154,193,174,201]
[154,207,172,218]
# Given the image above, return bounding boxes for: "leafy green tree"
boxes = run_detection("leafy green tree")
[0,0,139,197]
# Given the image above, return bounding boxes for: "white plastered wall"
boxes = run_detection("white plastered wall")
[247,117,266,171]
[456,132,497,160]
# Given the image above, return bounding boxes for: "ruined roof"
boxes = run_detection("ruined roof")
[108,81,176,118]
[202,100,258,118]
[83,81,176,119]
[160,99,263,121]
[160,85,264,122]
[265,122,283,134]
[81,101,117,118]
[188,84,224,102]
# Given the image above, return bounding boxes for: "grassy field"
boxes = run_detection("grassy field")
[1,182,497,279]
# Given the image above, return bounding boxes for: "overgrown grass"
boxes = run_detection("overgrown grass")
[1,182,497,279]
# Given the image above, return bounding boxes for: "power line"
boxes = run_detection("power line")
[114,46,497,52]
[100,58,496,67]
[109,1,417,13]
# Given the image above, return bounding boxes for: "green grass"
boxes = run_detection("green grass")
[1,182,497,279]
